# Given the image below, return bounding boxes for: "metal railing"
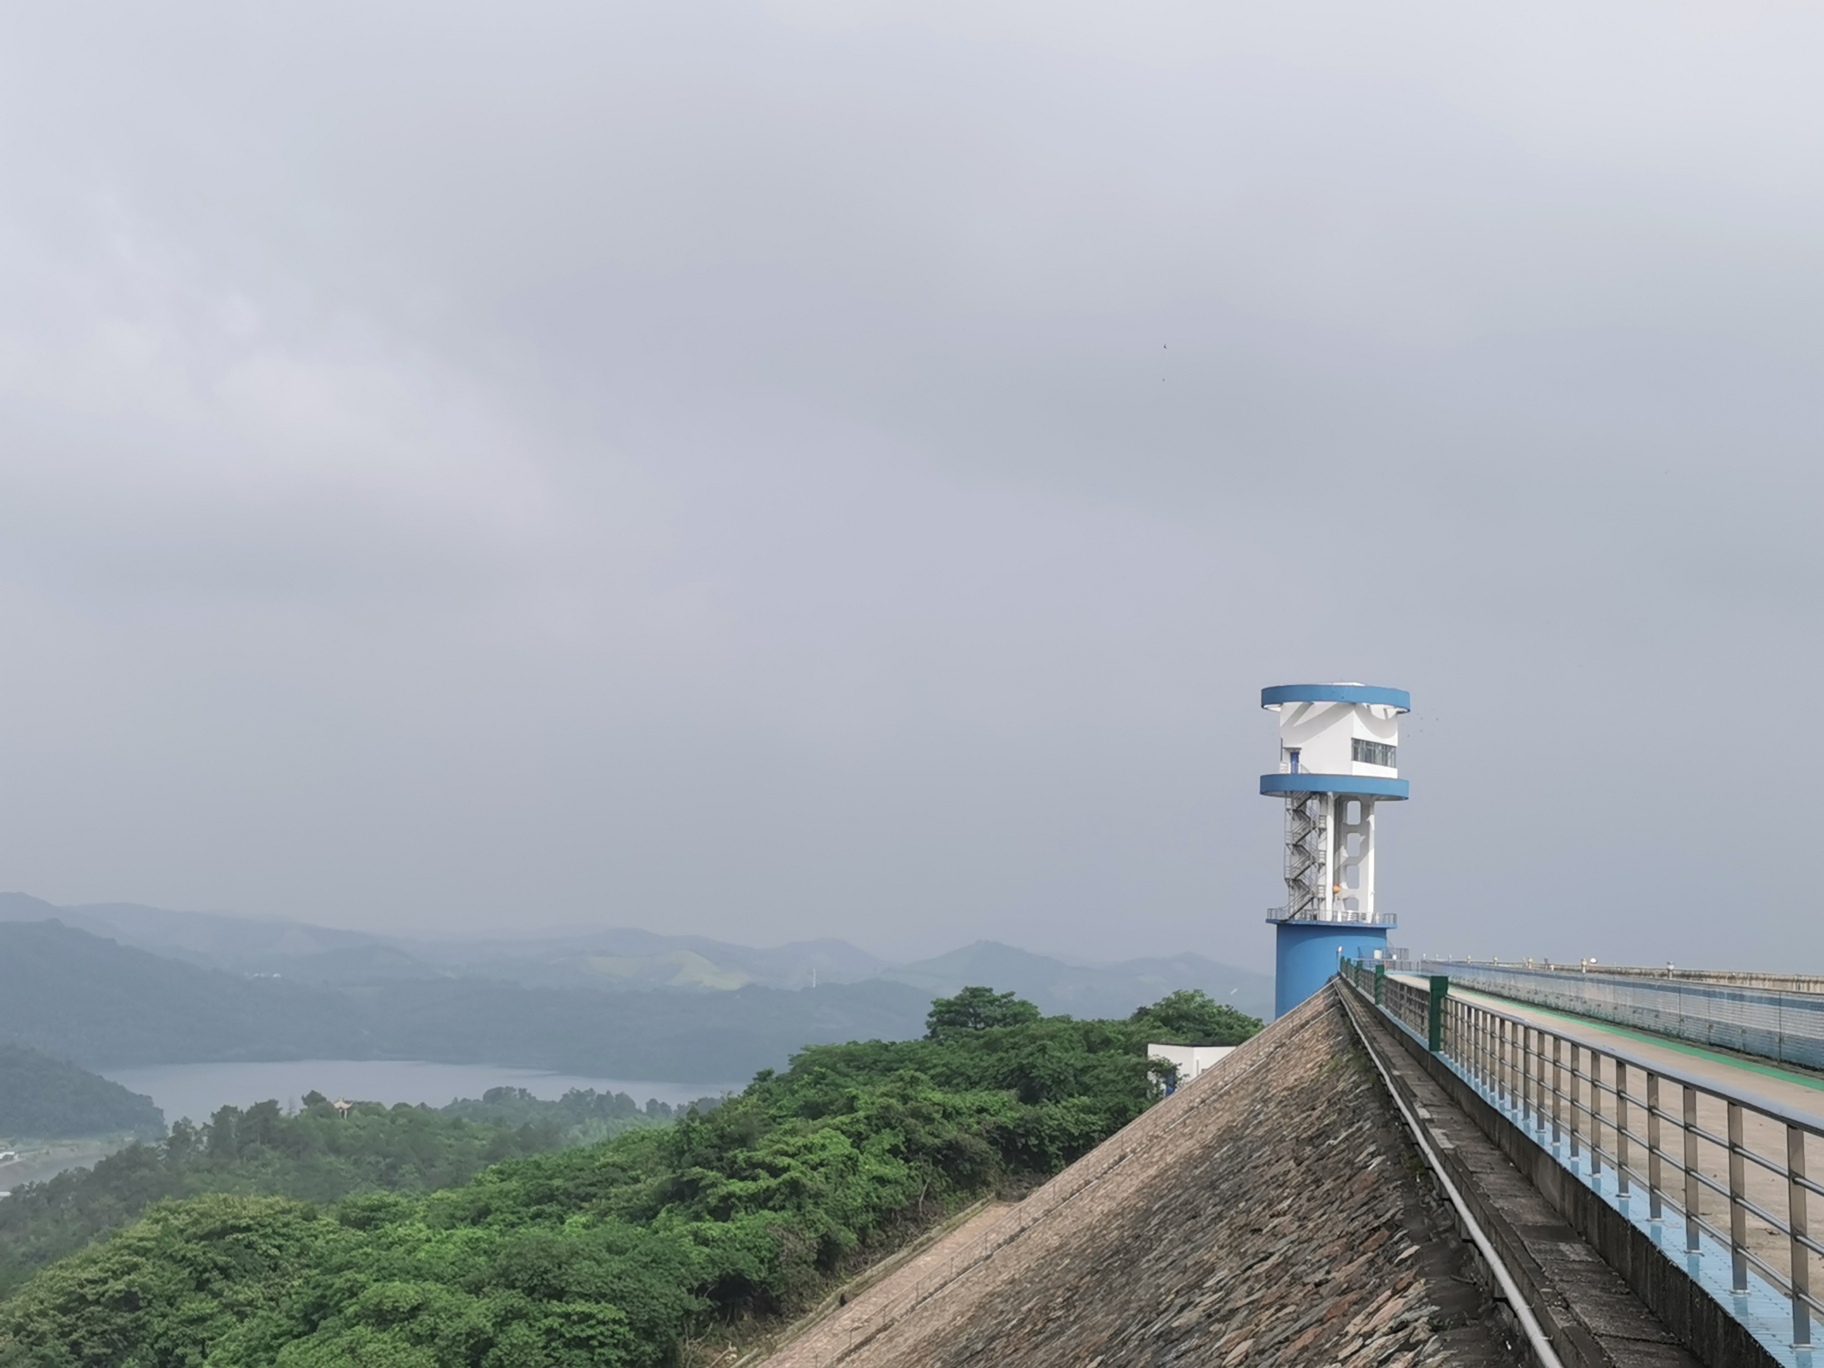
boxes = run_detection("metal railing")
[1340,958,1446,1049]
[1425,959,1824,1075]
[1453,962,1824,995]
[1342,961,1824,1352]
[1269,906,1398,926]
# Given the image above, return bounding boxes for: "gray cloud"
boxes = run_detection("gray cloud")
[0,2,1818,970]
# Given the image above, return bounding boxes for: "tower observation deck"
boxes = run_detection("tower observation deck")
[1260,682,1409,1016]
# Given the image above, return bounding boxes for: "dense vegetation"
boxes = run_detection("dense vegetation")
[0,988,1258,1366]
[0,1046,163,1143]
[442,1086,699,1145]
[0,1089,682,1299]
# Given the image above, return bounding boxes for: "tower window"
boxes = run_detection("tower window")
[1352,739,1396,768]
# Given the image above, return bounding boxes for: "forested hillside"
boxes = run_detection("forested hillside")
[0,1046,163,1142]
[0,922,367,1063]
[0,921,931,1079]
[0,1087,681,1299]
[0,915,1274,1082]
[0,988,1259,1366]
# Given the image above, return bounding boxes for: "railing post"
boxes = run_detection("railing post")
[1497,1017,1509,1106]
[1590,1050,1603,1178]
[1570,1043,1583,1162]
[1512,1022,1522,1109]
[1483,1005,1493,1083]
[1616,1059,1630,1197]
[1530,1027,1543,1131]
[1791,1123,1811,1346]
[1648,1072,1663,1221]
[1509,1021,1519,1109]
[1374,960,1385,1006]
[1552,1035,1563,1147]
[1729,1101,1748,1294]
[1520,1025,1532,1122]
[1684,1086,1701,1254]
[1428,975,1448,1052]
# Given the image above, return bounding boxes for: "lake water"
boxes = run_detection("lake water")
[100,1060,746,1126]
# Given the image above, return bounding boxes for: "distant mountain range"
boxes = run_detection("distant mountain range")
[0,892,1273,1021]
[0,894,1274,1089]
[0,919,934,1082]
[0,893,385,973]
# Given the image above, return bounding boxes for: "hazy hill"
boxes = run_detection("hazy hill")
[0,896,1273,1077]
[334,978,934,1081]
[0,894,1269,1017]
[0,893,388,973]
[0,1045,164,1141]
[0,893,885,991]
[268,943,451,986]
[0,921,929,1080]
[411,928,888,991]
[0,921,372,1065]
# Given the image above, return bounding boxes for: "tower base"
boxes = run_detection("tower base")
[1272,922,1390,1018]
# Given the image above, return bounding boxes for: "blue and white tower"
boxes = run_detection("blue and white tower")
[1260,683,1410,1017]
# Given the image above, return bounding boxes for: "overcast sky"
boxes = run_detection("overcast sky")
[1,2,1820,969]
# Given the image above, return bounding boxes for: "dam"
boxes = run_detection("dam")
[757,960,1824,1367]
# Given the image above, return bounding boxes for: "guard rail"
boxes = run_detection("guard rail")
[1340,958,1824,1357]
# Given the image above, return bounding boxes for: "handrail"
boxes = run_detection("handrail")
[1428,958,1824,1077]
[1340,958,1824,1354]
[1433,959,1824,994]
[1267,906,1396,925]
[1443,986,1824,1142]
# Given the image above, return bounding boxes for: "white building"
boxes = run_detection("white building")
[1148,1042,1235,1091]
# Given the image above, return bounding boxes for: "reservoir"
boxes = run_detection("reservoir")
[100,1060,747,1126]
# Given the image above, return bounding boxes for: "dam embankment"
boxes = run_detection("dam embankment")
[763,988,1526,1367]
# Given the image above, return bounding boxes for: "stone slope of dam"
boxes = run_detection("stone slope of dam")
[764,988,1526,1368]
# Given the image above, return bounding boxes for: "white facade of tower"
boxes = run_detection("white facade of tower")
[1272,699,1400,782]
[1259,685,1408,926]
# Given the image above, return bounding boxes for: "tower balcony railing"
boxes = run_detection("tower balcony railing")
[1266,905,1397,926]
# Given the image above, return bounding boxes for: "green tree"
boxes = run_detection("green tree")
[1128,989,1259,1046]
[924,986,1041,1040]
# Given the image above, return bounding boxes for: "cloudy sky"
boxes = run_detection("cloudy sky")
[0,2,1819,969]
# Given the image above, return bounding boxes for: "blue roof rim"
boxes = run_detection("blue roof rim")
[1259,773,1411,800]
[1260,683,1410,712]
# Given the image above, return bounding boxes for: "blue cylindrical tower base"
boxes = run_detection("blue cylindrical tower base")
[1273,922,1389,1018]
